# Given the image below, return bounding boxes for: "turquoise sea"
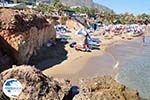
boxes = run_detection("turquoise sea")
[107,36,150,99]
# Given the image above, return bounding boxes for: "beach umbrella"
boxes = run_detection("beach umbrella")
[76,29,94,41]
[75,29,88,36]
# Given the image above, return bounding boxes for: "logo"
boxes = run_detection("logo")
[2,79,22,98]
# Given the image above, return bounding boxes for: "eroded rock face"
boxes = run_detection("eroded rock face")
[74,76,141,100]
[0,8,56,65]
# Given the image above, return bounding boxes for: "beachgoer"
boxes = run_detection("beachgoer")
[83,34,90,51]
[142,33,145,43]
[92,23,97,31]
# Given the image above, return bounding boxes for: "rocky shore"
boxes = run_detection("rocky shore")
[0,65,142,100]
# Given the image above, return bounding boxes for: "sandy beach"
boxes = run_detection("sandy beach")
[0,3,150,100]
[42,29,140,82]
[0,1,150,99]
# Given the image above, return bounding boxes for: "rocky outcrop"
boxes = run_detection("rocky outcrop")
[0,8,56,65]
[74,76,141,100]
[0,65,73,100]
[0,65,142,100]
[0,65,59,100]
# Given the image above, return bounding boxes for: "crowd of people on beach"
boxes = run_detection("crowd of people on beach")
[101,24,146,37]
[53,19,149,52]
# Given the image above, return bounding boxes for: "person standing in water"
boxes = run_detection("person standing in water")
[142,20,149,46]
[142,33,145,45]
[142,25,146,46]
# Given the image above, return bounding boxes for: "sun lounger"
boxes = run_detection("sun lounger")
[88,40,100,49]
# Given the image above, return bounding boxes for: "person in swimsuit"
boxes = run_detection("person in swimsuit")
[83,34,89,51]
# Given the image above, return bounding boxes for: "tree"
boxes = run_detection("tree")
[52,0,63,9]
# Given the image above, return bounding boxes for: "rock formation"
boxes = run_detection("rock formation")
[0,65,58,100]
[0,8,56,65]
[0,65,142,100]
[0,65,72,100]
[74,76,141,100]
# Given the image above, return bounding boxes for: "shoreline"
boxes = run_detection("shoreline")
[106,35,150,99]
[43,31,141,83]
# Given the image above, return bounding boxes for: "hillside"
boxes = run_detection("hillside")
[50,0,113,13]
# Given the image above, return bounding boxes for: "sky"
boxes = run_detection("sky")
[93,0,150,14]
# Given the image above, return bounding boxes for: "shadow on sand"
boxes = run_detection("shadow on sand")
[28,40,68,71]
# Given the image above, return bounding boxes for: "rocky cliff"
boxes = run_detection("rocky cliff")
[0,8,56,66]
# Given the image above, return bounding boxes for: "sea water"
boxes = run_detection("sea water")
[107,36,150,99]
